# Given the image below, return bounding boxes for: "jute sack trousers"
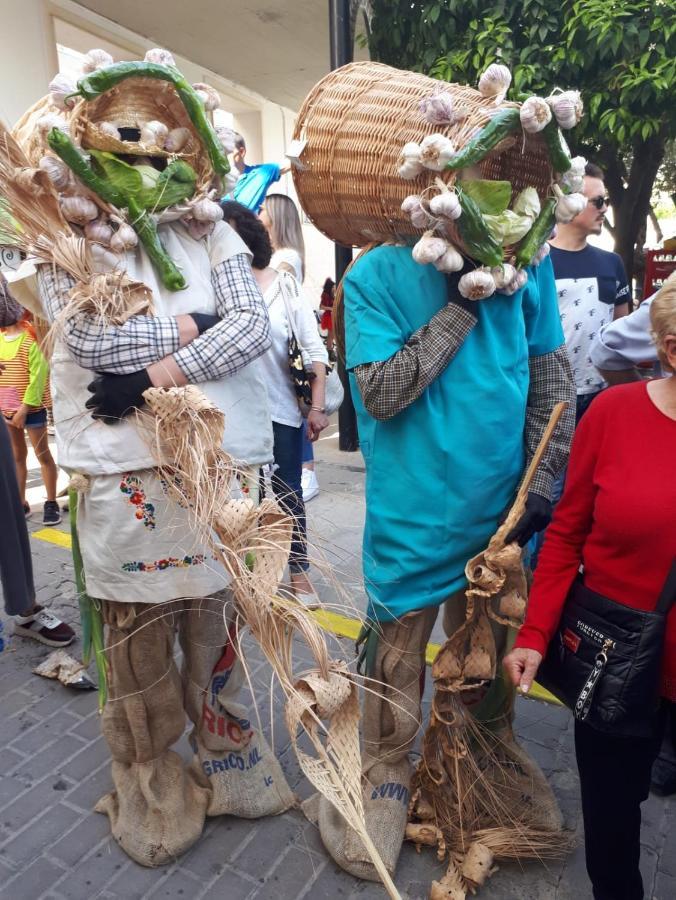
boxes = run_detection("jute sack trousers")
[313,590,560,881]
[96,592,294,867]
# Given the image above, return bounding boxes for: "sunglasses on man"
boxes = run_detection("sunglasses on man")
[588,195,610,210]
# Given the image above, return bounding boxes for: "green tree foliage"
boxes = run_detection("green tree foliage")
[367,0,676,282]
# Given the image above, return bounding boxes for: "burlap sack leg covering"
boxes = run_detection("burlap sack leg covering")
[442,597,562,832]
[314,606,438,881]
[96,600,210,867]
[181,593,295,818]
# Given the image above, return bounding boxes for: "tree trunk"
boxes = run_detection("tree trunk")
[649,207,664,244]
[600,134,666,286]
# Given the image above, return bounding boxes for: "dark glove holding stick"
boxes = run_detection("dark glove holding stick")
[86,369,152,424]
[503,492,553,547]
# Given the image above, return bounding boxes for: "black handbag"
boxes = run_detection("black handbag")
[537,562,676,737]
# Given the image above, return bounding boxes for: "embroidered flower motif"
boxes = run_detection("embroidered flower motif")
[120,473,156,529]
[122,554,206,573]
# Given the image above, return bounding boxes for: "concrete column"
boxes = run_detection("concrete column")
[0,0,58,126]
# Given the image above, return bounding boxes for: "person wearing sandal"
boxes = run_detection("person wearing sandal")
[221,201,329,604]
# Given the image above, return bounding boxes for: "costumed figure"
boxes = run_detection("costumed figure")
[291,62,580,896]
[0,50,398,895]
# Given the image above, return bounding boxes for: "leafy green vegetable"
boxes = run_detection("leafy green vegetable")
[513,187,541,220]
[461,179,512,215]
[88,150,197,211]
[484,209,534,244]
[89,150,144,197]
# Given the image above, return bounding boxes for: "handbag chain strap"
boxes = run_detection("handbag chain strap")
[574,638,614,722]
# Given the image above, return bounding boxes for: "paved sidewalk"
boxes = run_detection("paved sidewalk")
[1,427,674,900]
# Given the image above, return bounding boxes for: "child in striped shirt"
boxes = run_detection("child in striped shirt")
[0,275,60,525]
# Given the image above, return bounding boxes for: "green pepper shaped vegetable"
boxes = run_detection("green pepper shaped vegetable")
[514,197,557,268]
[127,197,186,291]
[542,120,572,174]
[456,186,504,268]
[444,108,521,171]
[69,61,230,180]
[47,129,127,207]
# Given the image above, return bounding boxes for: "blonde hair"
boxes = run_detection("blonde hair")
[263,194,305,281]
[650,272,676,373]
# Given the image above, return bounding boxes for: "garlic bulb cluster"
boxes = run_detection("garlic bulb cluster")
[419,92,466,126]
[412,232,449,265]
[84,219,114,246]
[458,268,496,300]
[398,142,424,180]
[429,190,461,221]
[553,185,587,223]
[99,121,121,140]
[110,223,138,253]
[39,155,71,191]
[37,113,69,137]
[60,196,98,226]
[434,245,464,273]
[48,74,77,111]
[144,48,176,67]
[82,49,114,74]
[559,155,586,192]
[193,83,221,111]
[497,267,528,295]
[478,64,512,103]
[532,242,551,265]
[216,126,238,154]
[140,120,169,148]
[164,127,190,153]
[547,90,584,129]
[401,195,431,229]
[186,217,215,241]
[519,96,552,134]
[491,263,517,290]
[191,198,223,223]
[420,134,456,172]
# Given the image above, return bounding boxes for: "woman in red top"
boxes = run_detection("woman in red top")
[504,277,676,900]
[319,278,335,359]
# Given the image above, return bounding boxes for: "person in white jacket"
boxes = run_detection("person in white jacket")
[222,201,329,603]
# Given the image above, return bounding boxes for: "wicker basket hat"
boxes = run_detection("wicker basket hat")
[292,62,553,255]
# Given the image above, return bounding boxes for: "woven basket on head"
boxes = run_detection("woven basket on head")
[292,61,553,256]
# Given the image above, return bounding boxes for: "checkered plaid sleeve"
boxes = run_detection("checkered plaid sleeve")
[36,265,181,374]
[352,302,477,420]
[172,253,271,383]
[526,346,577,501]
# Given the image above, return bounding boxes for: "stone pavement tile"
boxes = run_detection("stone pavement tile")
[70,712,104,743]
[48,811,111,868]
[0,773,26,809]
[0,747,24,775]
[2,779,75,834]
[639,844,659,898]
[655,800,676,877]
[1,802,81,867]
[142,868,201,899]
[104,861,171,900]
[654,869,676,900]
[263,845,327,898]
[63,762,113,814]
[62,689,99,720]
[1,854,68,900]
[230,811,305,880]
[52,838,130,898]
[181,818,258,881]
[10,734,87,788]
[200,865,258,900]
[10,712,82,756]
[1,690,38,718]
[0,712,41,747]
[60,737,111,783]
[293,859,364,899]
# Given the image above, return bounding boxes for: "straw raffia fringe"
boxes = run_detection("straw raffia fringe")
[408,404,570,898]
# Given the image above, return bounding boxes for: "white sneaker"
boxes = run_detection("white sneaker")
[301,469,319,502]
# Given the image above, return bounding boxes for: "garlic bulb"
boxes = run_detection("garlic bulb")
[568,155,587,176]
[547,90,584,129]
[98,121,121,140]
[554,189,587,224]
[401,195,429,229]
[429,191,462,220]
[216,126,238,154]
[420,134,456,172]
[433,245,464,273]
[491,263,517,289]
[110,223,138,253]
[48,73,77,111]
[82,49,114,73]
[193,83,221,111]
[412,233,448,265]
[458,269,496,300]
[191,198,224,223]
[144,48,176,67]
[60,196,99,226]
[140,121,169,148]
[500,268,528,295]
[419,92,462,126]
[37,113,69,137]
[397,142,424,180]
[478,64,512,102]
[560,172,584,193]
[164,127,191,153]
[186,217,215,240]
[39,155,70,191]
[532,242,551,266]
[84,219,113,246]
[520,97,552,134]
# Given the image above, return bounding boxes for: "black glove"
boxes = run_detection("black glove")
[504,492,553,547]
[86,369,152,424]
[190,313,220,335]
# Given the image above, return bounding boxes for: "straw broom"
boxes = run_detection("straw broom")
[0,127,400,898]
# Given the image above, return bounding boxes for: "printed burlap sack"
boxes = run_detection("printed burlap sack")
[309,606,437,881]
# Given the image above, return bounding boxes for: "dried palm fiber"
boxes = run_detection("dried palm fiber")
[139,386,401,899]
[408,403,570,898]
[291,61,552,255]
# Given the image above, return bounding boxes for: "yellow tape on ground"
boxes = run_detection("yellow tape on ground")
[31,528,559,704]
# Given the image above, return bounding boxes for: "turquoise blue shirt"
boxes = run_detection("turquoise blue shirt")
[232,163,281,213]
[344,246,564,622]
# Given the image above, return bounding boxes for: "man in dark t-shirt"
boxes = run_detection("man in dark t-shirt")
[550,162,630,422]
